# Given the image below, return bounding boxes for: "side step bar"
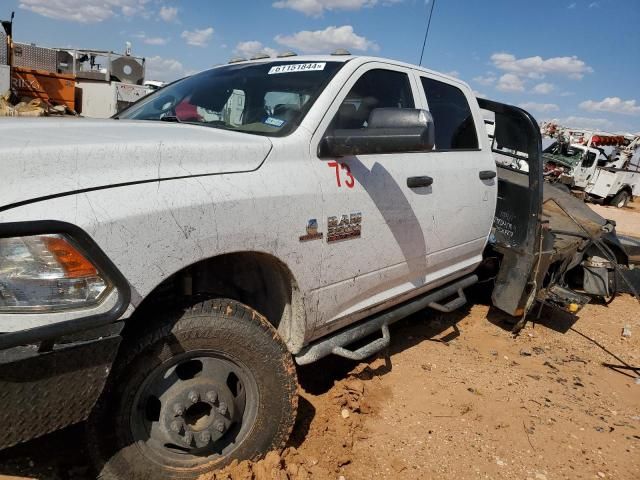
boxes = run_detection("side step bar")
[295,274,478,365]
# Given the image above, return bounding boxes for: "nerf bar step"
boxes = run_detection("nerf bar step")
[295,274,477,365]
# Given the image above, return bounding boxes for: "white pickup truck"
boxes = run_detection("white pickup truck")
[0,54,631,479]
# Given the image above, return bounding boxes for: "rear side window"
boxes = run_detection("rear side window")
[331,69,415,130]
[420,77,478,150]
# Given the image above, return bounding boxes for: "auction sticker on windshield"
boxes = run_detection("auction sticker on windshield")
[264,117,285,127]
[268,63,326,75]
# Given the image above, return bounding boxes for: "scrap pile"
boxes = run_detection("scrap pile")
[0,90,74,117]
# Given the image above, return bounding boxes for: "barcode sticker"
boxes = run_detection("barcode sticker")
[268,63,326,75]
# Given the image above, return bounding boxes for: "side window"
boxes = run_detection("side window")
[582,151,597,168]
[420,77,478,150]
[332,69,414,130]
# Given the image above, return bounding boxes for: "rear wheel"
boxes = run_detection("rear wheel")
[88,299,298,480]
[611,190,629,208]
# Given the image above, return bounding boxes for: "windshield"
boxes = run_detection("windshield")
[118,61,345,136]
[543,142,585,167]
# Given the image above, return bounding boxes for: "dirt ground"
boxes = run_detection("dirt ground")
[1,289,638,480]
[589,201,640,237]
[1,207,639,480]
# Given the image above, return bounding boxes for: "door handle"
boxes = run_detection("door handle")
[479,170,497,180]
[407,176,433,188]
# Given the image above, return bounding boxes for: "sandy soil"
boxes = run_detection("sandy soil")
[589,202,640,237]
[1,288,638,480]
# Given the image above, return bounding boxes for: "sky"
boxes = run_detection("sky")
[3,0,640,133]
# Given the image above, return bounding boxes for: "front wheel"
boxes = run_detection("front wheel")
[88,299,298,480]
[611,190,629,208]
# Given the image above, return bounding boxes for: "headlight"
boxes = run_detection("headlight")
[0,234,111,312]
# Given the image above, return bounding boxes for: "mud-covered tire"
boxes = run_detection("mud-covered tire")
[88,299,298,480]
[611,190,629,209]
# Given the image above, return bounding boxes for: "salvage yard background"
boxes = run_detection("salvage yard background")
[1,206,638,480]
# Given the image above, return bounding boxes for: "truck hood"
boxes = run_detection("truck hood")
[0,118,272,209]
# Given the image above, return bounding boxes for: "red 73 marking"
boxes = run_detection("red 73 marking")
[328,161,355,188]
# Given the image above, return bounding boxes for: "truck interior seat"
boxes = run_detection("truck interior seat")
[273,103,301,122]
[335,103,361,129]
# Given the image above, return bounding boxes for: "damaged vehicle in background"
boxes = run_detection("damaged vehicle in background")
[0,52,635,479]
[542,131,640,208]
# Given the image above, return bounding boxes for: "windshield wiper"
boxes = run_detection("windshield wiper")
[160,115,181,123]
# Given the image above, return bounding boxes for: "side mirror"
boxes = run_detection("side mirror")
[319,108,435,157]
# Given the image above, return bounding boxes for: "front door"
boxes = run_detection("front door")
[573,148,598,188]
[309,64,430,337]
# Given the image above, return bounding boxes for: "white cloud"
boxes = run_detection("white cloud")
[19,0,149,23]
[518,102,559,113]
[444,70,459,78]
[159,6,178,22]
[473,74,496,86]
[567,2,576,8]
[579,97,640,116]
[496,73,524,92]
[134,32,169,46]
[273,0,377,16]
[235,41,278,58]
[144,37,168,46]
[532,82,555,94]
[491,52,593,80]
[275,25,378,53]
[121,5,136,16]
[181,27,214,47]
[145,55,197,82]
[547,116,613,130]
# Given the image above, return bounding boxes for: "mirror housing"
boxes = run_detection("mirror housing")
[319,108,435,157]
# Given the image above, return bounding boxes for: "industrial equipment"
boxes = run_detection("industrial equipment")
[0,12,151,118]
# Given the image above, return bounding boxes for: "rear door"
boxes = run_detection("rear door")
[414,74,497,283]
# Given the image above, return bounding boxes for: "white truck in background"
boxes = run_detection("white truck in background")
[543,132,640,207]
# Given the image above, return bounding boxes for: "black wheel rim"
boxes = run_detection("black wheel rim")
[130,349,259,468]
